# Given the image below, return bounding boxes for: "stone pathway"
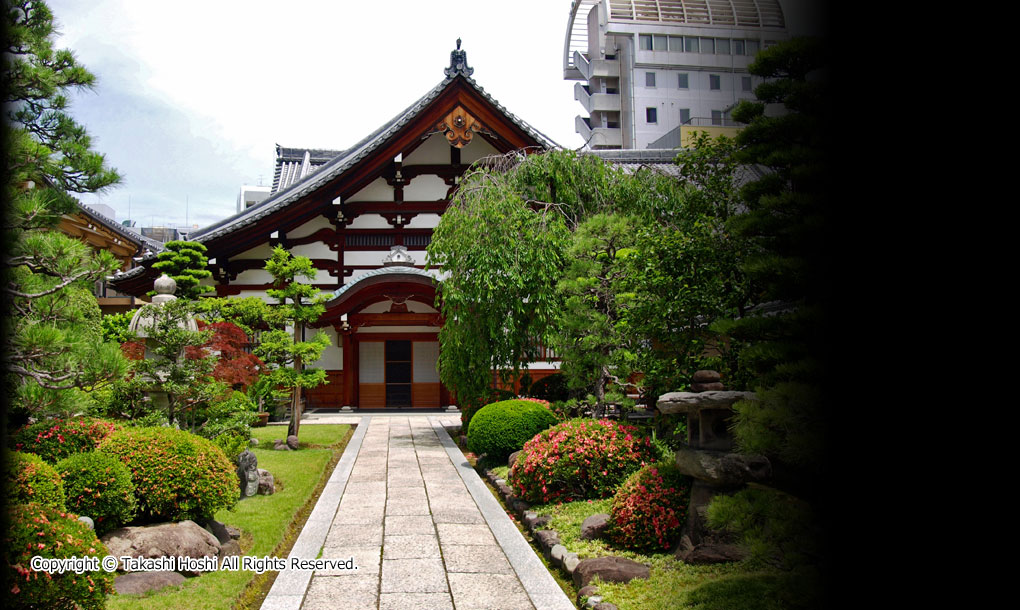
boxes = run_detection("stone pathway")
[261,415,574,610]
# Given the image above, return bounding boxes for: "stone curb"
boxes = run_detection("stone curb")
[482,468,617,610]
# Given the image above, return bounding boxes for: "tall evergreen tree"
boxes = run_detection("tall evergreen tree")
[3,0,128,427]
[150,240,214,300]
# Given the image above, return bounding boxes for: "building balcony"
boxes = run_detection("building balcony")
[576,115,623,149]
[574,83,622,113]
[572,51,620,81]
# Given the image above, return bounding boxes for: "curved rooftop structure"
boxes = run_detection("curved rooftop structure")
[565,0,786,76]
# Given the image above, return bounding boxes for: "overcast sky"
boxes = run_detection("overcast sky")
[49,0,825,231]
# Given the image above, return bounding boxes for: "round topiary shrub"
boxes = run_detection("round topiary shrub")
[6,452,66,510]
[99,426,238,522]
[509,419,658,504]
[609,461,692,551]
[54,451,136,536]
[466,399,559,461]
[10,417,122,463]
[5,503,114,610]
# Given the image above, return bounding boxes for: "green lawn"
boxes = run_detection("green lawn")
[106,424,351,610]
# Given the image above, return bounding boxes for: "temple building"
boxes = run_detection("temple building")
[111,42,561,410]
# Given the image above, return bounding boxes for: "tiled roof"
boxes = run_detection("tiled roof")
[327,265,439,304]
[76,202,164,254]
[272,146,345,194]
[187,73,558,246]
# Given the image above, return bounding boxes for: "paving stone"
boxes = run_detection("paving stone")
[324,521,382,547]
[430,506,486,524]
[379,592,454,610]
[383,534,441,559]
[333,505,385,525]
[381,557,449,593]
[442,544,513,574]
[448,572,534,610]
[385,515,436,536]
[436,523,497,546]
[316,545,381,577]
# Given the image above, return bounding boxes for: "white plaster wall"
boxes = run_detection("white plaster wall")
[234,243,275,260]
[461,137,500,165]
[413,341,440,383]
[403,213,440,229]
[309,325,342,369]
[344,251,389,267]
[289,216,333,239]
[404,175,448,201]
[359,300,437,314]
[405,133,451,165]
[290,243,334,259]
[345,214,391,229]
[234,269,274,284]
[347,178,393,202]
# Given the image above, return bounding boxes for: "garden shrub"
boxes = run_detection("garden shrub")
[198,390,258,462]
[54,451,136,536]
[509,419,658,503]
[6,452,66,510]
[10,417,122,463]
[5,503,114,610]
[99,426,238,522]
[466,399,558,461]
[528,373,570,402]
[609,461,691,551]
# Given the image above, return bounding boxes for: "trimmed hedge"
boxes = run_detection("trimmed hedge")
[10,417,122,463]
[509,419,657,504]
[466,399,559,461]
[609,461,691,551]
[5,503,114,610]
[54,451,136,536]
[6,452,66,510]
[99,426,237,522]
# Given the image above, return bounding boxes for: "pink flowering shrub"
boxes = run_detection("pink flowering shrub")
[509,419,658,503]
[4,503,114,609]
[517,397,552,408]
[10,418,122,464]
[609,462,691,551]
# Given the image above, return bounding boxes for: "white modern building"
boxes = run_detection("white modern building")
[564,0,788,149]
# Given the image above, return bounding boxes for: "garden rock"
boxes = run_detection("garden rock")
[78,515,94,530]
[672,446,771,487]
[572,556,650,589]
[563,552,580,573]
[257,468,275,495]
[114,571,187,595]
[677,542,748,564]
[202,519,232,544]
[286,435,299,450]
[101,520,221,574]
[593,603,619,610]
[534,529,560,553]
[273,439,291,451]
[692,370,721,383]
[580,513,612,540]
[218,539,242,559]
[508,450,522,471]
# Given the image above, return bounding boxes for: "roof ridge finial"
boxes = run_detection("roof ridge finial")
[445,38,474,78]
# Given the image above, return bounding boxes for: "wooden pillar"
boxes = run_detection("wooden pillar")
[341,328,355,408]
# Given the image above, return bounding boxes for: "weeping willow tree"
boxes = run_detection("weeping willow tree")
[427,150,741,417]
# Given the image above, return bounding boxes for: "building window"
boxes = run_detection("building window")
[678,73,689,89]
[709,74,721,90]
[711,110,723,126]
[669,36,684,51]
[639,34,653,50]
[646,72,656,87]
[679,108,691,124]
[747,40,760,55]
[646,107,658,124]
[653,35,667,51]
[717,38,730,54]
[742,76,752,92]
[701,38,715,54]
[734,39,745,55]
[684,36,699,53]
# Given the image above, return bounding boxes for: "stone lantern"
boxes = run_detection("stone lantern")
[127,274,199,412]
[657,370,771,563]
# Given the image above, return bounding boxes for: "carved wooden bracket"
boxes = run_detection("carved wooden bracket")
[434,106,491,148]
[382,213,418,228]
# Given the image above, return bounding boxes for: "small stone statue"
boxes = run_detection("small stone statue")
[236,450,259,498]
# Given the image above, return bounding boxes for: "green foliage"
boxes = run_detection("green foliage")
[197,390,258,462]
[609,461,691,551]
[466,399,559,461]
[5,451,66,509]
[150,241,213,300]
[99,426,238,522]
[527,373,570,402]
[100,310,135,344]
[54,451,136,535]
[3,0,127,426]
[706,487,819,571]
[9,417,122,463]
[5,502,114,609]
[258,246,330,438]
[509,419,658,503]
